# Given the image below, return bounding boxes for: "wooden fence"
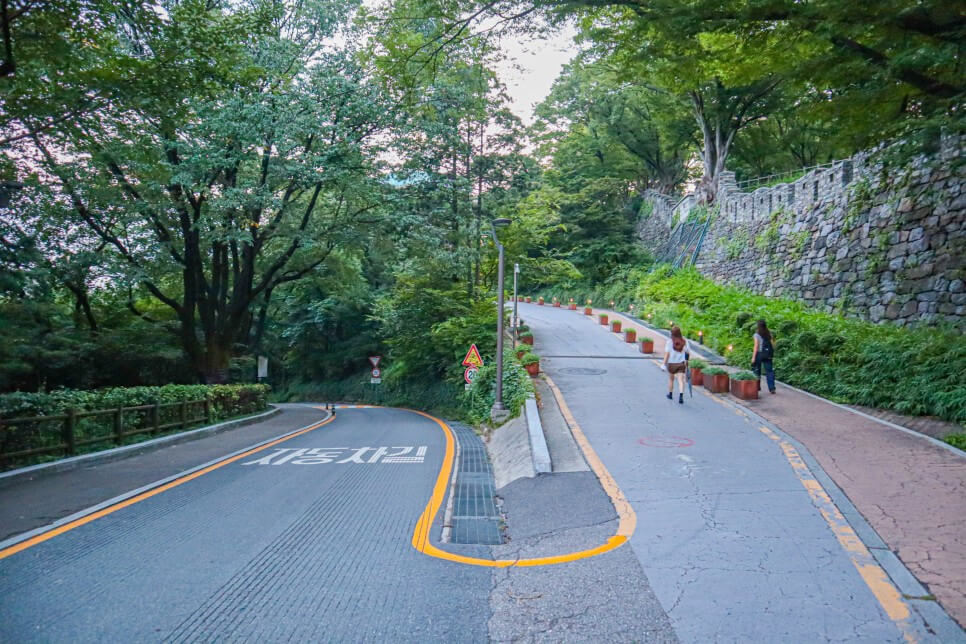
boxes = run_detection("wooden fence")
[0,399,211,467]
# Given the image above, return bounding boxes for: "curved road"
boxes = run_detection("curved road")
[0,406,489,642]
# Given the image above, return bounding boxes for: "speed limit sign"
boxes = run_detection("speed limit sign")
[464,366,479,384]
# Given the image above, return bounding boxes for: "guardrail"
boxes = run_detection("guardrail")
[0,399,211,466]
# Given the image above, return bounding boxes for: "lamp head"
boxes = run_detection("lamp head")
[492,217,512,227]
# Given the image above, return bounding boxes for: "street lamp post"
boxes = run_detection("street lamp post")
[489,218,512,424]
[512,263,519,339]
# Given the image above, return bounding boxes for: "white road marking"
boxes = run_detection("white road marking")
[242,446,428,466]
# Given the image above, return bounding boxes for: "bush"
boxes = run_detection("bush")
[520,352,539,366]
[731,371,758,381]
[635,267,966,422]
[519,331,533,340]
[464,348,534,425]
[702,367,728,376]
[945,434,966,451]
[690,358,708,370]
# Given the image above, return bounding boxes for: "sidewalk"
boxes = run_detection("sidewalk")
[591,305,966,630]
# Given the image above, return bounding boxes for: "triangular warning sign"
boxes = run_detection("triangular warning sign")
[369,356,381,368]
[461,344,484,368]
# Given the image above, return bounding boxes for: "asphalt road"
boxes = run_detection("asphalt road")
[520,303,933,643]
[0,406,489,642]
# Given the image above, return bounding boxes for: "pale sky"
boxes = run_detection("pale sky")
[493,25,579,125]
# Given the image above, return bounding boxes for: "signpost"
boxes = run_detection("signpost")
[369,356,382,384]
[462,344,483,390]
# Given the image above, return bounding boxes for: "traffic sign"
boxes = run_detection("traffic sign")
[369,356,381,368]
[371,368,381,379]
[461,344,483,368]
[464,366,479,384]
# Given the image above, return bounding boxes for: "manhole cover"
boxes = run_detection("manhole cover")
[559,367,607,375]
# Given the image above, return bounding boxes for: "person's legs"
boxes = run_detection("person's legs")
[764,359,776,393]
[753,358,762,390]
[676,372,685,403]
[667,371,674,398]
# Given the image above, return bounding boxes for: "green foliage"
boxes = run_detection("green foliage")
[944,434,966,452]
[520,352,540,367]
[731,371,758,381]
[690,359,709,370]
[277,377,467,420]
[463,348,534,425]
[636,268,966,422]
[724,230,750,260]
[702,367,728,376]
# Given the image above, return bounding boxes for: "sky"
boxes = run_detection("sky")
[491,25,579,125]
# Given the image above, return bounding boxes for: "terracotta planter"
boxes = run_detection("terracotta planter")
[640,340,654,353]
[521,335,534,346]
[515,349,526,359]
[525,362,540,376]
[731,378,759,400]
[569,303,577,310]
[553,301,561,308]
[584,307,592,315]
[611,320,622,333]
[525,297,531,303]
[538,297,544,305]
[691,367,704,386]
[704,373,729,394]
[599,314,609,325]
[624,329,636,343]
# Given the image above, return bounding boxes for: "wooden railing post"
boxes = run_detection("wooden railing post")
[113,407,123,445]
[151,402,160,434]
[180,400,188,429]
[204,398,211,424]
[63,409,77,456]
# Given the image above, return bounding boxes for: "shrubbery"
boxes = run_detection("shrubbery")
[635,267,966,422]
[464,348,534,425]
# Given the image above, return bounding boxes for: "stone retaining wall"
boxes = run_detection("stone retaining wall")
[638,139,965,327]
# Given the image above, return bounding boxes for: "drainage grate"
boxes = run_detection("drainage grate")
[448,422,503,545]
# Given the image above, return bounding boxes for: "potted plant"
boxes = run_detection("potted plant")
[702,367,730,394]
[521,352,540,376]
[598,313,609,326]
[525,296,531,303]
[519,331,534,346]
[569,299,577,310]
[730,371,759,400]
[689,358,708,386]
[611,320,622,333]
[538,297,544,305]
[584,306,592,315]
[640,337,654,353]
[624,328,637,343]
[553,299,561,307]
[515,346,527,359]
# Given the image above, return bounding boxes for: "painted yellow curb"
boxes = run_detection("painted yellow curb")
[409,385,636,567]
[0,413,337,561]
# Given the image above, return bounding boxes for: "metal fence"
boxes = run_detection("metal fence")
[0,399,211,467]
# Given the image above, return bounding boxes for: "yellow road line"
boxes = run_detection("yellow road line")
[409,386,636,566]
[756,425,919,643]
[0,413,337,561]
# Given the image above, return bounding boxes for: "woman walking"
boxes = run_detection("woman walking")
[662,326,690,404]
[752,320,776,394]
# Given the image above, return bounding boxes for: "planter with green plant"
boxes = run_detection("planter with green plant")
[538,297,544,305]
[730,371,759,399]
[553,299,561,307]
[702,367,730,393]
[599,313,609,326]
[584,306,592,315]
[519,331,534,346]
[521,352,540,376]
[515,346,527,359]
[689,358,708,386]
[569,301,577,310]
[625,328,636,343]
[640,337,654,353]
[525,296,531,303]
[611,320,622,333]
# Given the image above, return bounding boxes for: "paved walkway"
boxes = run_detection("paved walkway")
[521,301,965,641]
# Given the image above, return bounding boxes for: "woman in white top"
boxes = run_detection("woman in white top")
[662,326,690,404]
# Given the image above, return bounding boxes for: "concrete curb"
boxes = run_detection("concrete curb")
[0,406,283,489]
[679,369,965,641]
[524,395,552,474]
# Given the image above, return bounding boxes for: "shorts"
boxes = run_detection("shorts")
[667,362,686,374]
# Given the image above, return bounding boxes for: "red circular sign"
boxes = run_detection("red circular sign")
[637,436,694,448]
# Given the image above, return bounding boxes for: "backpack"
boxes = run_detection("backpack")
[760,336,774,360]
[672,336,685,352]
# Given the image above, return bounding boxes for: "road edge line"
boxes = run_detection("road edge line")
[0,408,335,560]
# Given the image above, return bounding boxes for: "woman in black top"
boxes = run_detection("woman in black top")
[751,320,776,394]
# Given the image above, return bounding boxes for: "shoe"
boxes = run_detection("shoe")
[770,389,776,394]
[678,393,684,404]
[666,392,673,400]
